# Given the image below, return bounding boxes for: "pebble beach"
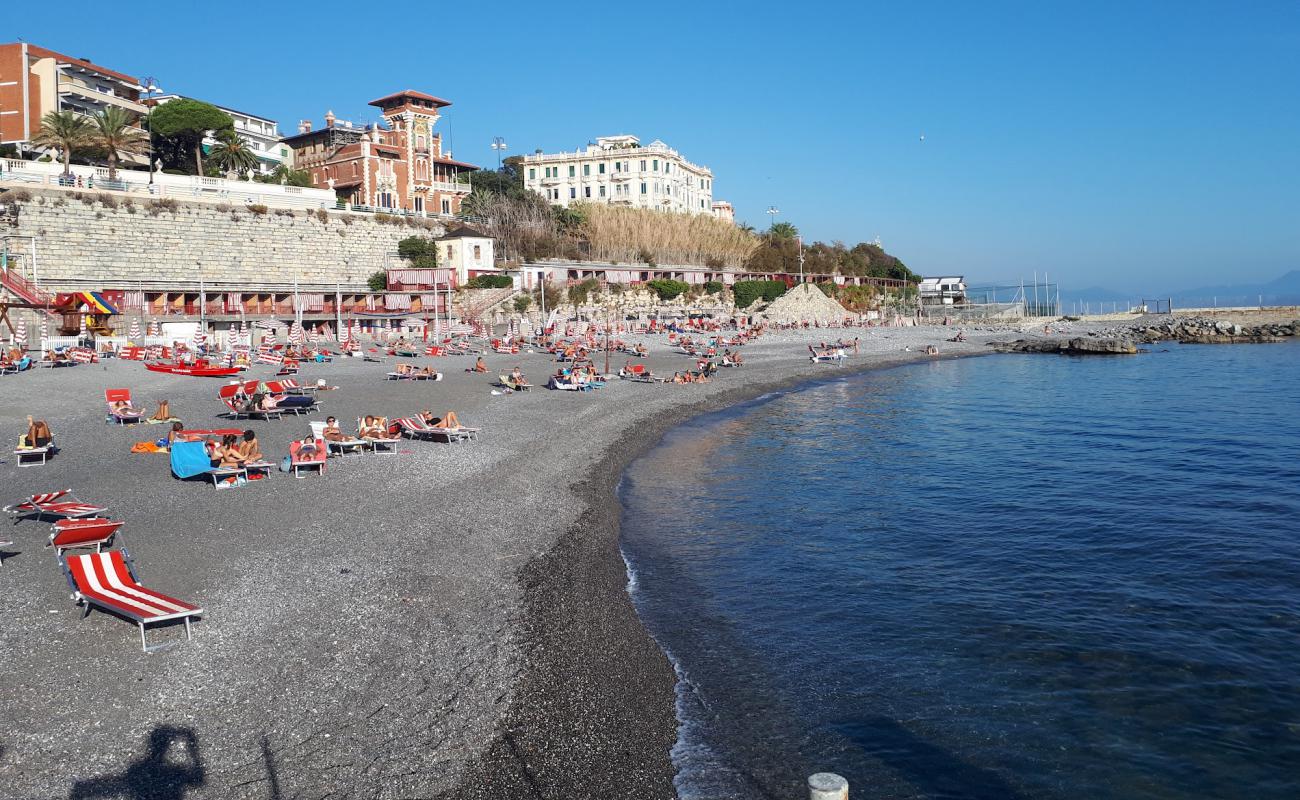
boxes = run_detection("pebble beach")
[0,325,1011,798]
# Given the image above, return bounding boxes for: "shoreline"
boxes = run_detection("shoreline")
[444,349,990,798]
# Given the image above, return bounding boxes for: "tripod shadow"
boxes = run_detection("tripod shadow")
[69,725,205,800]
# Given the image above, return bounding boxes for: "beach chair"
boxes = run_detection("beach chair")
[61,550,202,652]
[4,490,107,521]
[406,416,478,444]
[290,438,327,477]
[263,381,317,415]
[14,442,52,466]
[364,348,387,362]
[357,417,402,454]
[278,378,316,395]
[310,421,368,457]
[394,417,438,441]
[620,364,655,383]
[169,440,245,488]
[49,518,124,557]
[105,388,145,425]
[498,375,532,391]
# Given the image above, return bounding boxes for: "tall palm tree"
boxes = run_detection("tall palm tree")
[90,106,148,181]
[769,221,799,241]
[206,129,260,178]
[30,110,93,176]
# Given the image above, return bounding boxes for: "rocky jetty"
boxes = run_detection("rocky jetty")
[1092,317,1297,344]
[990,337,1139,355]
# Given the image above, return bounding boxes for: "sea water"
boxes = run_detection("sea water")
[619,342,1300,799]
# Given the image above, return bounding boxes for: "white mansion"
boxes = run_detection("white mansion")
[521,135,727,218]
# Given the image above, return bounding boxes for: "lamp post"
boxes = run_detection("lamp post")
[139,76,164,185]
[491,136,507,172]
[766,205,780,231]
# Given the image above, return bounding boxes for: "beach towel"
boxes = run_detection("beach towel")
[170,440,212,479]
[131,441,163,453]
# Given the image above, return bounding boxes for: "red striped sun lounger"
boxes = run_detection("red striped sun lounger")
[63,550,202,651]
[49,518,124,556]
[4,490,106,521]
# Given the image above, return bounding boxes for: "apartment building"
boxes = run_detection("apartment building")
[0,41,145,160]
[282,90,475,216]
[152,94,291,175]
[521,135,725,217]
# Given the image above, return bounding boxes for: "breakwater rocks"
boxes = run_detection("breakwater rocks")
[1093,317,1298,344]
[991,337,1139,355]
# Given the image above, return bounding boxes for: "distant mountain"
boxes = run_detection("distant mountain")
[1064,271,1300,309]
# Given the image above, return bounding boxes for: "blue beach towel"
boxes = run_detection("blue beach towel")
[169,440,211,479]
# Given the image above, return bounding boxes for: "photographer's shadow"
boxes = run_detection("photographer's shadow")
[69,725,205,800]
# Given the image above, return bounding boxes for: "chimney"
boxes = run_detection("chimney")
[325,110,336,128]
[298,119,312,134]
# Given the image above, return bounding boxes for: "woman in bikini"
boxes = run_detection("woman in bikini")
[150,399,173,422]
[216,434,246,468]
[359,416,386,439]
[239,429,263,461]
[420,410,461,429]
[322,417,345,442]
[22,416,53,449]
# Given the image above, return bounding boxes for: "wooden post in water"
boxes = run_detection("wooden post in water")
[808,772,848,800]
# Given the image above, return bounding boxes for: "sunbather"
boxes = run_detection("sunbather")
[150,400,174,422]
[472,357,488,373]
[166,421,187,447]
[415,366,438,379]
[239,429,263,462]
[217,434,246,468]
[322,417,345,442]
[21,416,53,449]
[420,410,461,429]
[359,416,386,439]
[510,367,526,385]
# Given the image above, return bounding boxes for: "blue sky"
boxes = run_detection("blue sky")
[9,0,1298,292]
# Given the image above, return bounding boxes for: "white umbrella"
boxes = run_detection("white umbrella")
[79,311,87,341]
[290,321,305,345]
[129,317,142,343]
[149,320,160,337]
[308,325,321,344]
[16,321,28,350]
[192,327,207,351]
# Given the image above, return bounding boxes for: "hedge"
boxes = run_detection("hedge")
[466,274,514,289]
[645,279,690,300]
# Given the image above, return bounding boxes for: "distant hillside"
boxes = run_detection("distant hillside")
[1065,270,1300,308]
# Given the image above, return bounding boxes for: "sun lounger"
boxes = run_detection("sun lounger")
[105,388,146,425]
[14,444,52,466]
[310,421,368,457]
[357,417,402,454]
[4,490,107,521]
[620,364,655,383]
[364,348,387,362]
[290,438,327,477]
[61,550,202,652]
[498,375,532,391]
[401,416,478,444]
[278,378,316,395]
[49,518,124,556]
[394,417,439,441]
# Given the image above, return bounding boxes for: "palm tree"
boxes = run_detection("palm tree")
[769,221,799,241]
[90,106,148,181]
[30,110,93,176]
[206,129,260,178]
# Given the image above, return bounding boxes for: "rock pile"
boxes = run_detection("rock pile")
[991,338,1138,355]
[757,284,849,324]
[1120,317,1296,344]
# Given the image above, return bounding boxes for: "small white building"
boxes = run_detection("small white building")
[521,134,729,217]
[436,227,496,285]
[153,94,292,175]
[919,276,967,305]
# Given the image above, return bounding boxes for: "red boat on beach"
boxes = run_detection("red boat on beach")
[145,359,241,378]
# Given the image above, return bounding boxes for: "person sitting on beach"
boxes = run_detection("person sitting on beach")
[472,357,488,373]
[322,416,345,442]
[109,399,135,416]
[672,372,685,384]
[634,343,648,357]
[415,365,438,379]
[166,421,187,447]
[925,345,940,356]
[20,416,53,449]
[395,363,414,377]
[239,429,263,462]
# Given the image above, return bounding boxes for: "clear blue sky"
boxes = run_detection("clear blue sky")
[10,0,1298,292]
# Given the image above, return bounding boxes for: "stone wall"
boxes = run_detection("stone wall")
[4,187,444,291]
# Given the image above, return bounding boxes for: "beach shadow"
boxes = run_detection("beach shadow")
[840,716,1028,800]
[260,735,282,800]
[69,725,205,800]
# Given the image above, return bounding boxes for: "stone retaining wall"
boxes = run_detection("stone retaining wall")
[4,188,444,291]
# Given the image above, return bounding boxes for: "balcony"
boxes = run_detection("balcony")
[57,76,146,114]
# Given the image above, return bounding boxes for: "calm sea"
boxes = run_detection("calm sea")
[619,342,1300,800]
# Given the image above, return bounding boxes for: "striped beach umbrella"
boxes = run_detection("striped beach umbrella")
[308,325,321,345]
[192,326,207,352]
[40,317,49,350]
[16,321,28,350]
[149,320,160,338]
[79,312,87,341]
[129,317,142,343]
[290,321,305,345]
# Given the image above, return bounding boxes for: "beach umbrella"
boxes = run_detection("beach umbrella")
[40,317,48,350]
[290,321,305,345]
[79,312,87,341]
[149,320,160,338]
[192,326,206,352]
[308,325,321,345]
[16,321,28,350]
[129,317,141,343]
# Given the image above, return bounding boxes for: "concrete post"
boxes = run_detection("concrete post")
[808,772,848,800]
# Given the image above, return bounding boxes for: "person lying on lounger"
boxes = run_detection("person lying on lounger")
[322,417,345,442]
[359,416,387,439]
[19,416,54,449]
[510,367,526,385]
[239,429,263,462]
[419,409,461,429]
[415,366,438,379]
[110,400,135,416]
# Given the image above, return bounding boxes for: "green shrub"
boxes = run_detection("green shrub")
[467,274,514,289]
[703,280,724,295]
[567,277,602,305]
[645,279,690,300]
[398,236,436,260]
[638,247,656,267]
[816,283,837,297]
[513,295,533,313]
[733,280,788,308]
[367,271,387,291]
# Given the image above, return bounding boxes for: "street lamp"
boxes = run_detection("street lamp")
[140,76,164,185]
[491,136,508,172]
[766,205,780,230]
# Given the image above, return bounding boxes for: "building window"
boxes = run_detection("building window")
[599,185,606,197]
[584,186,591,198]
[653,159,659,171]
[415,197,424,212]
[640,159,647,171]
[583,164,590,176]
[640,182,647,194]
[447,245,454,260]
[598,163,606,174]
[614,161,621,173]
[569,187,576,199]
[529,168,536,180]
[568,165,575,177]
[442,199,451,214]
[473,244,481,260]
